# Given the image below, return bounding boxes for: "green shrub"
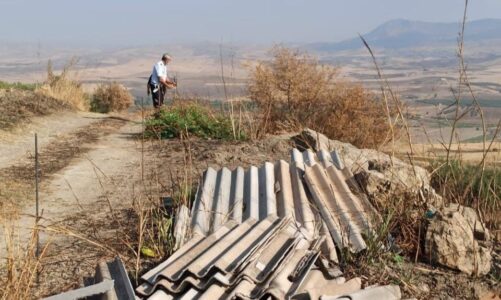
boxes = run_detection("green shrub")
[145,102,244,140]
[90,82,133,113]
[431,160,500,226]
[0,81,36,91]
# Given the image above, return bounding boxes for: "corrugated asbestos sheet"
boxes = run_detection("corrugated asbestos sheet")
[43,257,135,300]
[136,216,401,300]
[184,148,379,256]
[304,164,368,251]
[137,216,324,299]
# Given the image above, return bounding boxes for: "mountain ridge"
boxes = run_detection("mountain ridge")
[309,18,501,52]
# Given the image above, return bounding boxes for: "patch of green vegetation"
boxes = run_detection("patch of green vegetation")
[426,118,451,128]
[145,102,245,140]
[463,134,498,143]
[0,81,37,91]
[417,98,501,108]
[455,123,481,129]
[431,160,501,212]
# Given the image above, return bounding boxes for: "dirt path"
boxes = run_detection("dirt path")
[0,112,144,295]
[29,117,142,225]
[0,111,107,170]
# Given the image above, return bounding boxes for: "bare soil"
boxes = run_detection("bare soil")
[0,89,72,130]
[0,111,106,169]
[0,113,127,217]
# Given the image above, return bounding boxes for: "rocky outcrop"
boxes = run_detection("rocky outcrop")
[425,204,492,276]
[295,129,494,276]
[295,128,442,207]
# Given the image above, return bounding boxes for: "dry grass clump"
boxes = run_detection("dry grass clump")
[0,59,88,129]
[0,222,48,300]
[37,59,89,111]
[249,47,395,148]
[90,82,133,113]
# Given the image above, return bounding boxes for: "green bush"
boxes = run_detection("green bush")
[0,81,36,91]
[145,102,244,140]
[431,160,500,214]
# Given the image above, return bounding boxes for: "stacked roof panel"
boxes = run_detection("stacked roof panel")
[182,149,378,257]
[136,216,401,300]
[136,216,324,299]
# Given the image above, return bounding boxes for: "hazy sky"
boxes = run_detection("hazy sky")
[1,0,501,46]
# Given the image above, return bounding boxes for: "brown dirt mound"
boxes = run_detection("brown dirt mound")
[0,89,73,129]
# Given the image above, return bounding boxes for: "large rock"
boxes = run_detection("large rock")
[425,204,492,276]
[442,204,491,241]
[296,129,442,206]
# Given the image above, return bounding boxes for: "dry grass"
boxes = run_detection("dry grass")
[248,46,395,148]
[425,0,501,237]
[0,59,107,130]
[0,221,49,300]
[348,2,501,293]
[91,82,133,113]
[37,59,89,111]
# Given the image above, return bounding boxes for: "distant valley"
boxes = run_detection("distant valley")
[1,19,501,143]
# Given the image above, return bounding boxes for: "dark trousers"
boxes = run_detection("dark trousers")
[150,83,166,108]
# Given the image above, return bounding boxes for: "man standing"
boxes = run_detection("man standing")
[148,53,176,108]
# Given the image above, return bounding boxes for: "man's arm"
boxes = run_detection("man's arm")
[159,76,176,87]
[155,63,176,87]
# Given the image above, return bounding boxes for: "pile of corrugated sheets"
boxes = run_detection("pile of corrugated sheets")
[182,148,380,261]
[43,143,403,300]
[134,148,402,299]
[136,216,401,300]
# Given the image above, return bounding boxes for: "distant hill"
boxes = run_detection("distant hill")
[309,19,501,52]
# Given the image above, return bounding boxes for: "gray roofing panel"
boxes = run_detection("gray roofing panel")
[190,159,322,237]
[305,164,368,252]
[44,257,135,300]
[185,148,379,260]
[259,162,277,219]
[174,205,190,251]
[136,216,327,299]
[244,166,259,220]
[43,280,114,300]
[230,166,245,223]
[138,205,398,300]
[212,167,232,232]
[191,167,217,237]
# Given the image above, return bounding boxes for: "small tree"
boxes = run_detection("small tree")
[91,82,133,113]
[248,47,396,148]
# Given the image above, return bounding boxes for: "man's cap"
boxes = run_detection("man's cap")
[162,53,172,60]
